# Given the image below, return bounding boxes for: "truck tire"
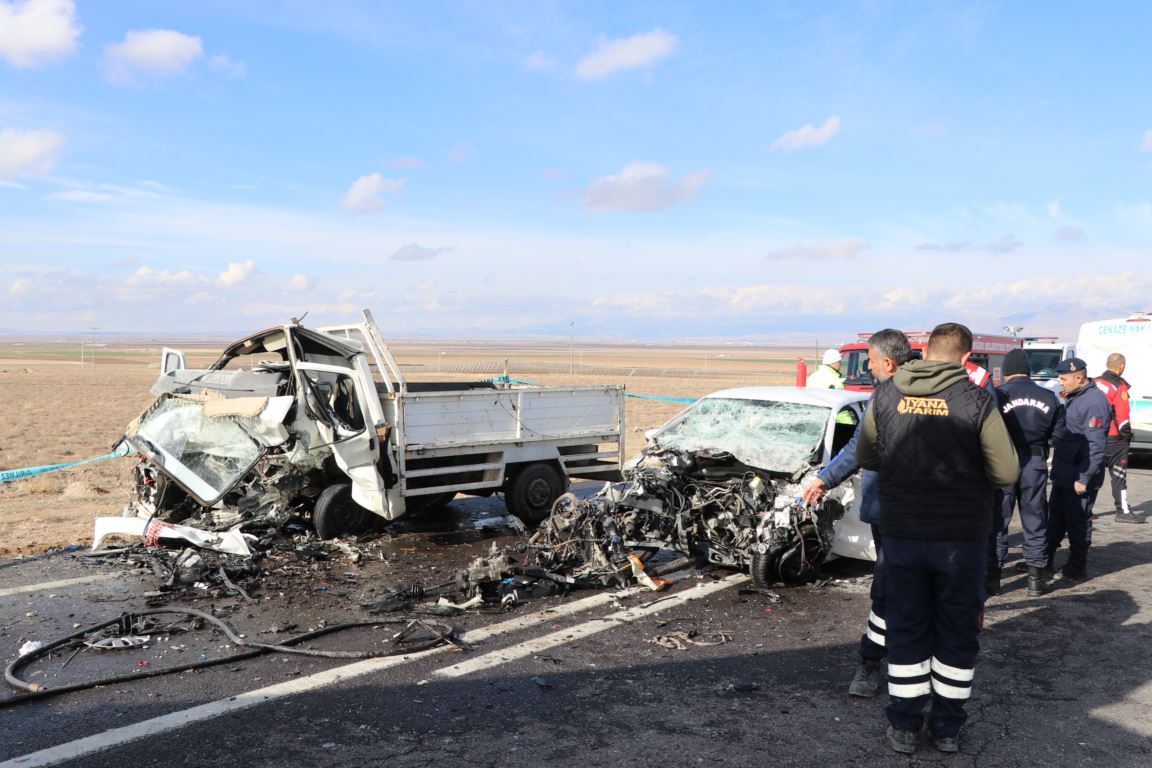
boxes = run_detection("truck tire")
[313,483,374,539]
[505,463,566,525]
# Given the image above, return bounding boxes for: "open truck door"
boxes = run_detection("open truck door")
[160,347,186,375]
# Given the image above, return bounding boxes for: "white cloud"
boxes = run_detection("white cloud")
[1055,225,1085,241]
[8,277,32,296]
[0,127,63,179]
[387,156,424,170]
[769,116,842,152]
[341,173,405,213]
[523,50,556,71]
[288,273,313,291]
[584,161,712,212]
[104,29,203,83]
[391,243,448,262]
[217,260,256,287]
[764,238,868,262]
[447,140,475,163]
[51,190,118,203]
[986,234,1022,253]
[1140,130,1152,154]
[0,0,80,68]
[576,28,677,80]
[209,53,245,79]
[916,241,970,253]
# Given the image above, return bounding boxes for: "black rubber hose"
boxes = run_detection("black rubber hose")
[2,607,458,708]
[647,555,696,577]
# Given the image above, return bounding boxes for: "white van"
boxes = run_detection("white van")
[1076,314,1152,451]
[1023,338,1076,393]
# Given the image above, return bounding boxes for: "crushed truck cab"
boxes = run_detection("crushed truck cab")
[118,310,624,540]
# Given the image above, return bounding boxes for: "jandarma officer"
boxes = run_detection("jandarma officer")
[989,348,1065,596]
[1046,357,1111,581]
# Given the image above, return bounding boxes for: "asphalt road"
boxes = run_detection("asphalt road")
[3,461,1152,768]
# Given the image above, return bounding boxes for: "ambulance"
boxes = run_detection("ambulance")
[838,331,1023,392]
[1076,313,1152,451]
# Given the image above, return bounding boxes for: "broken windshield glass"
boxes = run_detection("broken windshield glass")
[131,395,265,504]
[654,398,830,472]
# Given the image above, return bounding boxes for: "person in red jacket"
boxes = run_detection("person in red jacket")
[1095,353,1143,523]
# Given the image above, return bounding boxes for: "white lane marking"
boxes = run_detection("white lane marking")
[0,575,115,599]
[0,585,647,768]
[435,573,748,678]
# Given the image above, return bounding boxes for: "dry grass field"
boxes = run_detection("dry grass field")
[0,338,807,556]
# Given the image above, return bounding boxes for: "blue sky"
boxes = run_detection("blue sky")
[1,0,1150,340]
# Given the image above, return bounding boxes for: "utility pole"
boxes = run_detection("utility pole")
[569,321,575,375]
[89,326,99,370]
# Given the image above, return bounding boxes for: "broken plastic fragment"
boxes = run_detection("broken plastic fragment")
[627,554,670,592]
[92,517,252,556]
[18,640,44,657]
[85,635,151,650]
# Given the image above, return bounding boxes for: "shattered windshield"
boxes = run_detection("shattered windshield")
[132,396,264,504]
[654,397,830,472]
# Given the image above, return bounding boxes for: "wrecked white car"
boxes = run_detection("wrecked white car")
[100,310,624,552]
[529,387,875,587]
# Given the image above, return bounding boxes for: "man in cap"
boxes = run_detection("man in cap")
[807,348,845,389]
[802,329,912,697]
[1094,353,1142,523]
[1046,357,1110,582]
[857,322,1018,754]
[989,349,1065,596]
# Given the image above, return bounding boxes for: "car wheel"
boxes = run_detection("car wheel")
[505,463,566,524]
[313,483,374,539]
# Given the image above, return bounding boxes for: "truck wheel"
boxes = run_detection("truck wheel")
[506,463,566,524]
[313,483,373,539]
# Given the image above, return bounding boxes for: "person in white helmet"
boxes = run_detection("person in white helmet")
[807,348,845,389]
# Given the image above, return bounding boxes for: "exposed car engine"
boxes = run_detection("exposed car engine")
[528,446,845,587]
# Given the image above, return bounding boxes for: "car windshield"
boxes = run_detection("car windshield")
[654,397,831,472]
[1025,350,1062,379]
[130,395,265,504]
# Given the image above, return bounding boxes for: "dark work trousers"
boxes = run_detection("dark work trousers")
[860,525,886,661]
[990,453,1050,568]
[881,536,986,738]
[1105,439,1131,514]
[1047,481,1102,570]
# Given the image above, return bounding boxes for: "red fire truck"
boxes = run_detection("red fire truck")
[838,331,1024,392]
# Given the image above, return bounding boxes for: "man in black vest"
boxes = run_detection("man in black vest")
[857,323,1018,755]
[991,348,1065,596]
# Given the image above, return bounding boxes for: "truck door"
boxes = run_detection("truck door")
[296,361,389,516]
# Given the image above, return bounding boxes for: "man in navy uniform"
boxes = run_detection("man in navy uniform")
[989,349,1065,596]
[858,323,1018,754]
[1046,357,1110,582]
[802,329,912,697]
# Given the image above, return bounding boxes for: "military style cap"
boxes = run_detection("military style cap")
[1055,357,1087,374]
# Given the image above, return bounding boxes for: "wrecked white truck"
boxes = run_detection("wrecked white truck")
[108,311,624,546]
[527,387,876,587]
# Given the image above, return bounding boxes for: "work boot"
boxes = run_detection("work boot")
[931,733,960,753]
[1115,513,1146,524]
[849,659,883,697]
[1027,566,1048,597]
[1059,564,1088,583]
[884,725,919,755]
[984,566,1001,597]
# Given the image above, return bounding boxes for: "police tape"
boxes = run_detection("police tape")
[623,393,698,404]
[0,443,132,484]
[481,375,698,405]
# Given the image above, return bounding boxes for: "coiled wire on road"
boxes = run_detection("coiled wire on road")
[2,606,461,708]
